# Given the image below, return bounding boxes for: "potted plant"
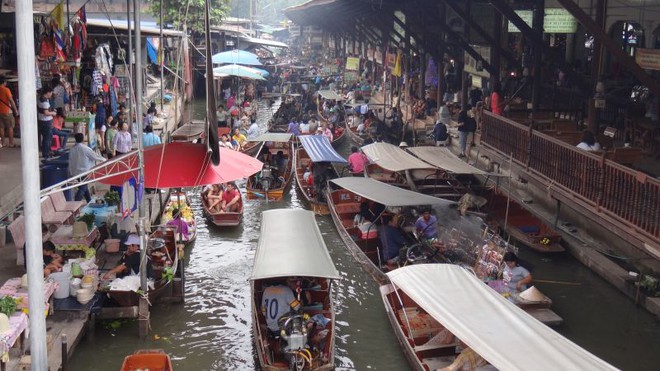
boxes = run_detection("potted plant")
[104,190,120,207]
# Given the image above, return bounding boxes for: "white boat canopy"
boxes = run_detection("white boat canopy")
[387,265,618,371]
[249,132,293,142]
[361,142,436,172]
[330,177,454,207]
[317,90,344,101]
[250,209,341,281]
[407,146,505,176]
[299,135,347,163]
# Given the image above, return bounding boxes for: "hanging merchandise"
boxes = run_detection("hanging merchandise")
[91,70,102,95]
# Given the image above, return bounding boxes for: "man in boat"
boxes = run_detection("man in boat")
[102,235,143,279]
[166,208,190,241]
[219,182,240,213]
[347,146,369,176]
[502,252,533,292]
[232,128,247,150]
[380,214,407,270]
[287,117,301,136]
[261,282,302,333]
[415,209,439,240]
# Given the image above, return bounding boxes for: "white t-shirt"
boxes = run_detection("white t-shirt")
[299,122,310,134]
[576,142,601,151]
[261,285,300,332]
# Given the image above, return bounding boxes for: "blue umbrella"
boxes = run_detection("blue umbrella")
[211,49,262,66]
[213,64,266,80]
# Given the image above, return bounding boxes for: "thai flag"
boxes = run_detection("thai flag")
[53,27,67,61]
[76,5,87,23]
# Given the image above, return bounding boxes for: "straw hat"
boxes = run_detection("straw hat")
[72,221,89,238]
[518,286,546,302]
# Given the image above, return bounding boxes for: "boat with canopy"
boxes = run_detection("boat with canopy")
[294,135,346,215]
[381,264,616,371]
[316,90,347,149]
[246,133,294,201]
[250,209,340,371]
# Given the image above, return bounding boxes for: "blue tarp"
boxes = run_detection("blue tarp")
[299,135,347,163]
[146,37,158,64]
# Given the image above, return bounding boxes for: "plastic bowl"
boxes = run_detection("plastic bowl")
[77,296,92,305]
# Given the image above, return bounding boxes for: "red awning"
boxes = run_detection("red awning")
[91,142,263,188]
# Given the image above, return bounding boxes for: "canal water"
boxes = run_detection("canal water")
[69,99,660,370]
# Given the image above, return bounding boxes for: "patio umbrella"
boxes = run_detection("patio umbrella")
[211,49,261,66]
[91,142,263,188]
[213,64,266,80]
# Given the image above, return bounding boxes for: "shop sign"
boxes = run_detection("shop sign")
[374,49,383,64]
[289,25,301,37]
[344,70,359,83]
[346,57,360,71]
[508,8,577,34]
[635,48,660,71]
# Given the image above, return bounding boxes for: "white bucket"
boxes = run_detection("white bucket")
[50,272,72,299]
[69,278,82,297]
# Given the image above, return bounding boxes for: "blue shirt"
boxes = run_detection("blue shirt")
[415,215,438,239]
[142,132,162,147]
[380,224,406,261]
[287,121,300,136]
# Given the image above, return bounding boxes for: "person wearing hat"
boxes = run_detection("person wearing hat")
[103,234,142,279]
[502,252,532,292]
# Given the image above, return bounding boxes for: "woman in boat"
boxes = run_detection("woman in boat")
[206,184,224,212]
[166,208,190,241]
[502,252,533,292]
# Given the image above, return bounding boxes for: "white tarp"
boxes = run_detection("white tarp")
[387,265,618,371]
[330,177,454,207]
[318,90,344,101]
[407,146,503,176]
[362,142,436,172]
[250,209,341,281]
[249,132,293,142]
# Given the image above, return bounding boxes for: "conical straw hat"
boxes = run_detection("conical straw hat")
[518,286,546,302]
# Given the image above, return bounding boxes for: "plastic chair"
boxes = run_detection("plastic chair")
[50,136,61,151]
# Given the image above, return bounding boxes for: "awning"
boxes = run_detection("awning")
[318,90,344,101]
[361,142,435,172]
[407,147,503,176]
[249,132,292,142]
[250,209,341,281]
[330,177,453,207]
[238,36,289,49]
[86,18,184,37]
[387,265,617,371]
[299,135,347,163]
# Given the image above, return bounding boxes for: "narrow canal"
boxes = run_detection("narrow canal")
[69,99,660,370]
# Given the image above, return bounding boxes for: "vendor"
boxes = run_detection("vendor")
[42,241,63,277]
[167,208,190,240]
[103,234,141,279]
[415,208,439,239]
[502,252,533,292]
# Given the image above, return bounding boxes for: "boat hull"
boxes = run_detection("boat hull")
[121,349,173,371]
[293,147,334,216]
[246,141,294,201]
[201,187,244,227]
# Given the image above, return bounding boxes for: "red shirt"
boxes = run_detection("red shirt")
[348,152,369,174]
[222,188,239,203]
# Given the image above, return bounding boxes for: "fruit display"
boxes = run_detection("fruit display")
[161,194,194,225]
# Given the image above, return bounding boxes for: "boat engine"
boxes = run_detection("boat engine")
[260,165,273,192]
[279,314,307,353]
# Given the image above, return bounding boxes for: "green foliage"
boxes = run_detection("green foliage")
[0,296,17,316]
[146,0,231,34]
[77,213,96,229]
[104,190,120,206]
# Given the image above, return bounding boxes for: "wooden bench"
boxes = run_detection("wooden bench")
[40,197,73,231]
[50,191,84,217]
[609,147,643,167]
[335,202,361,216]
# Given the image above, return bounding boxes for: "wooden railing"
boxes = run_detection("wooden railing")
[481,111,660,244]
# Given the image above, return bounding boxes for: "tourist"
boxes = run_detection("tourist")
[219,134,234,149]
[489,82,503,116]
[299,118,311,134]
[105,119,118,158]
[380,214,407,269]
[103,234,142,279]
[51,108,70,150]
[220,182,240,212]
[94,98,107,144]
[147,102,157,116]
[232,128,247,150]
[206,184,224,212]
[115,104,126,122]
[142,125,162,147]
[415,208,438,240]
[433,114,449,146]
[68,133,106,202]
[502,252,533,292]
[347,146,369,176]
[287,118,301,136]
[576,130,601,151]
[167,208,190,240]
[51,76,67,112]
[38,87,57,158]
[261,281,301,332]
[457,104,476,157]
[113,121,132,156]
[217,104,229,128]
[0,76,18,148]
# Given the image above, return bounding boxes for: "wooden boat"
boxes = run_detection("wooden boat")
[240,140,264,157]
[327,177,453,284]
[316,90,348,149]
[107,226,179,307]
[346,123,365,146]
[482,187,564,253]
[121,349,173,371]
[160,191,197,245]
[171,120,205,142]
[294,135,346,216]
[362,142,471,201]
[246,133,294,201]
[200,184,244,227]
[250,209,340,371]
[381,265,616,371]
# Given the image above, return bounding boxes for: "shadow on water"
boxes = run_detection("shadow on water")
[69,98,659,371]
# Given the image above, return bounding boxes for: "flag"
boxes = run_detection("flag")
[52,2,65,30]
[76,5,87,23]
[53,27,67,61]
[392,50,402,77]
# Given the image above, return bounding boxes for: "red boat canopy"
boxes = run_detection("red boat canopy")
[91,142,263,188]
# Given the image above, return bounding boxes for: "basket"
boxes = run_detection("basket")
[105,239,120,253]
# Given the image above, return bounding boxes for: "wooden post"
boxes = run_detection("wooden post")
[588,0,606,133]
[492,11,502,85]
[531,0,544,112]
